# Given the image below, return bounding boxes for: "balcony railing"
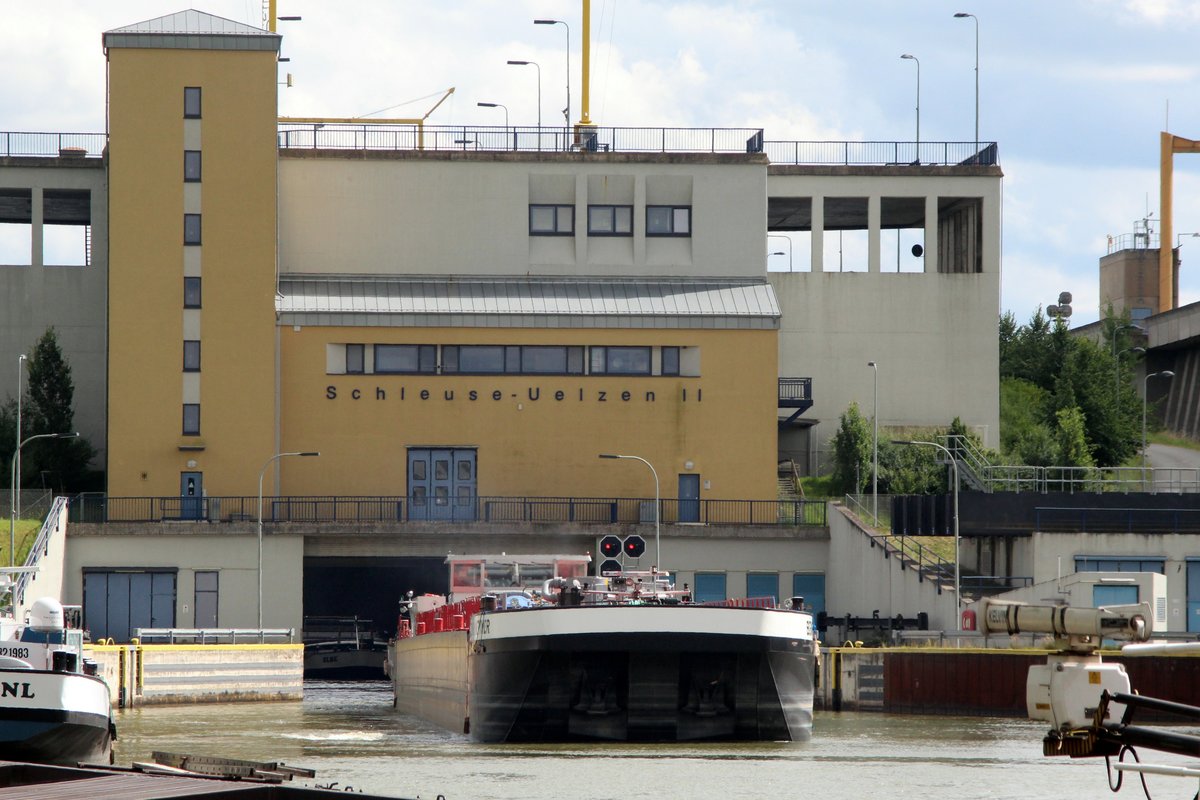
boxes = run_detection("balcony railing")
[765,140,998,167]
[277,124,766,155]
[68,493,826,527]
[0,132,107,158]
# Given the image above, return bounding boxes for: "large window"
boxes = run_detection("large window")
[184,87,201,118]
[646,205,691,237]
[183,214,201,245]
[184,150,202,182]
[590,346,651,375]
[182,404,200,435]
[443,345,585,375]
[375,344,435,374]
[529,204,574,235]
[588,205,633,236]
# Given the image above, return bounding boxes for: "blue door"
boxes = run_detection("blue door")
[679,474,700,523]
[747,573,780,604]
[792,573,826,616]
[408,448,476,521]
[180,471,203,520]
[1188,562,1200,633]
[694,572,726,603]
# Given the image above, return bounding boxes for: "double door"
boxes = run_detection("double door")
[408,448,477,521]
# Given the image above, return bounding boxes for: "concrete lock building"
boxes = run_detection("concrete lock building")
[1,9,1003,641]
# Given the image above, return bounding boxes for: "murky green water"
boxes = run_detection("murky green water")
[111,681,1192,800]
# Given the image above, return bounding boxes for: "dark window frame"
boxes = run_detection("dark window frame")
[183,277,202,308]
[646,205,692,237]
[587,204,634,237]
[183,340,201,372]
[184,150,202,182]
[184,87,202,119]
[442,344,585,376]
[183,213,201,245]
[529,204,575,236]
[374,344,436,374]
[182,403,201,436]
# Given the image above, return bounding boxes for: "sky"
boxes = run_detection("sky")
[4,0,1200,325]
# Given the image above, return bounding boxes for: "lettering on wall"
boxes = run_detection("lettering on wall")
[324,384,701,404]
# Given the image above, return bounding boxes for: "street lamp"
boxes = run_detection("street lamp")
[900,54,920,159]
[953,12,979,158]
[1116,346,1145,394]
[599,454,660,569]
[13,355,25,522]
[894,439,960,622]
[9,432,78,567]
[1111,322,1141,393]
[507,60,542,130]
[534,19,570,128]
[257,451,319,628]
[477,102,509,129]
[1177,232,1200,247]
[868,361,879,527]
[768,234,793,272]
[1141,371,1175,486]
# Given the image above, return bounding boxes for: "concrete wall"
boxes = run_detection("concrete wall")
[278,154,767,280]
[12,497,69,620]
[64,527,305,633]
[0,159,108,464]
[87,643,302,706]
[828,505,958,631]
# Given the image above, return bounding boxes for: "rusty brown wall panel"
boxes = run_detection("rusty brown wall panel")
[884,652,1038,716]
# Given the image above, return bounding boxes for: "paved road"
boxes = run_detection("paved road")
[1146,443,1200,491]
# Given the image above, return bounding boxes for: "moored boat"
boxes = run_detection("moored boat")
[0,597,113,765]
[303,616,388,680]
[387,554,818,743]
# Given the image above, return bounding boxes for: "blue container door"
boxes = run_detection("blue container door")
[678,474,700,523]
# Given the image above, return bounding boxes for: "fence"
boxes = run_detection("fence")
[69,493,827,528]
[0,132,107,158]
[764,140,997,167]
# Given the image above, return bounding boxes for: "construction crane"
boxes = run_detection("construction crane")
[1159,132,1200,311]
[279,88,456,150]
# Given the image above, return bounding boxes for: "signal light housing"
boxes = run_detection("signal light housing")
[599,535,622,558]
[623,535,646,558]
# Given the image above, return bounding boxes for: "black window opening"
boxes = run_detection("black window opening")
[375,344,436,374]
[587,205,633,236]
[529,204,574,236]
[184,150,202,182]
[183,277,202,308]
[590,346,652,375]
[346,343,365,374]
[183,213,201,245]
[442,345,585,375]
[183,340,201,372]
[184,86,202,119]
[646,205,691,237]
[182,403,200,436]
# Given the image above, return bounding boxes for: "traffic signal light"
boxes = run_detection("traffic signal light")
[599,559,623,576]
[599,535,622,559]
[623,535,646,558]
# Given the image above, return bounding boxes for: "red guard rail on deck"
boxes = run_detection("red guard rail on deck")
[406,597,482,637]
[700,596,777,609]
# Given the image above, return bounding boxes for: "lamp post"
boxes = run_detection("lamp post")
[1142,371,1175,488]
[599,454,660,569]
[1177,232,1200,248]
[534,19,570,128]
[477,102,509,129]
[1111,322,1141,393]
[507,60,542,130]
[10,432,78,567]
[953,12,978,158]
[1116,346,1145,394]
[894,439,959,621]
[257,451,319,628]
[14,355,25,523]
[868,361,879,527]
[900,54,920,159]
[768,234,793,272]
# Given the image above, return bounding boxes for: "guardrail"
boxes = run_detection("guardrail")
[764,140,997,167]
[0,132,107,158]
[132,628,295,644]
[1035,506,1200,534]
[69,493,827,528]
[278,124,766,154]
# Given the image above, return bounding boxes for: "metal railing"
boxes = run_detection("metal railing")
[0,132,107,158]
[764,140,998,167]
[132,627,295,644]
[844,496,960,595]
[12,495,69,609]
[277,124,765,155]
[778,377,812,404]
[69,493,827,528]
[1035,506,1200,534]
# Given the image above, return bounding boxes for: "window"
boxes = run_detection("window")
[529,204,574,235]
[183,214,201,245]
[590,346,651,375]
[588,205,633,236]
[345,344,365,374]
[1075,557,1165,574]
[375,344,435,374]
[661,346,680,376]
[184,277,201,308]
[442,345,584,375]
[647,205,691,237]
[182,404,200,435]
[184,150,202,182]
[184,87,202,118]
[183,340,201,372]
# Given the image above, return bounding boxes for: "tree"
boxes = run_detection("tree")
[22,328,95,492]
[831,402,872,495]
[1054,406,1094,469]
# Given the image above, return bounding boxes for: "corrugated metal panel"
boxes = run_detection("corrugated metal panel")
[107,10,268,36]
[277,276,780,330]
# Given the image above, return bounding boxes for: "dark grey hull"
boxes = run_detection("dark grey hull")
[0,708,113,766]
[468,631,816,743]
